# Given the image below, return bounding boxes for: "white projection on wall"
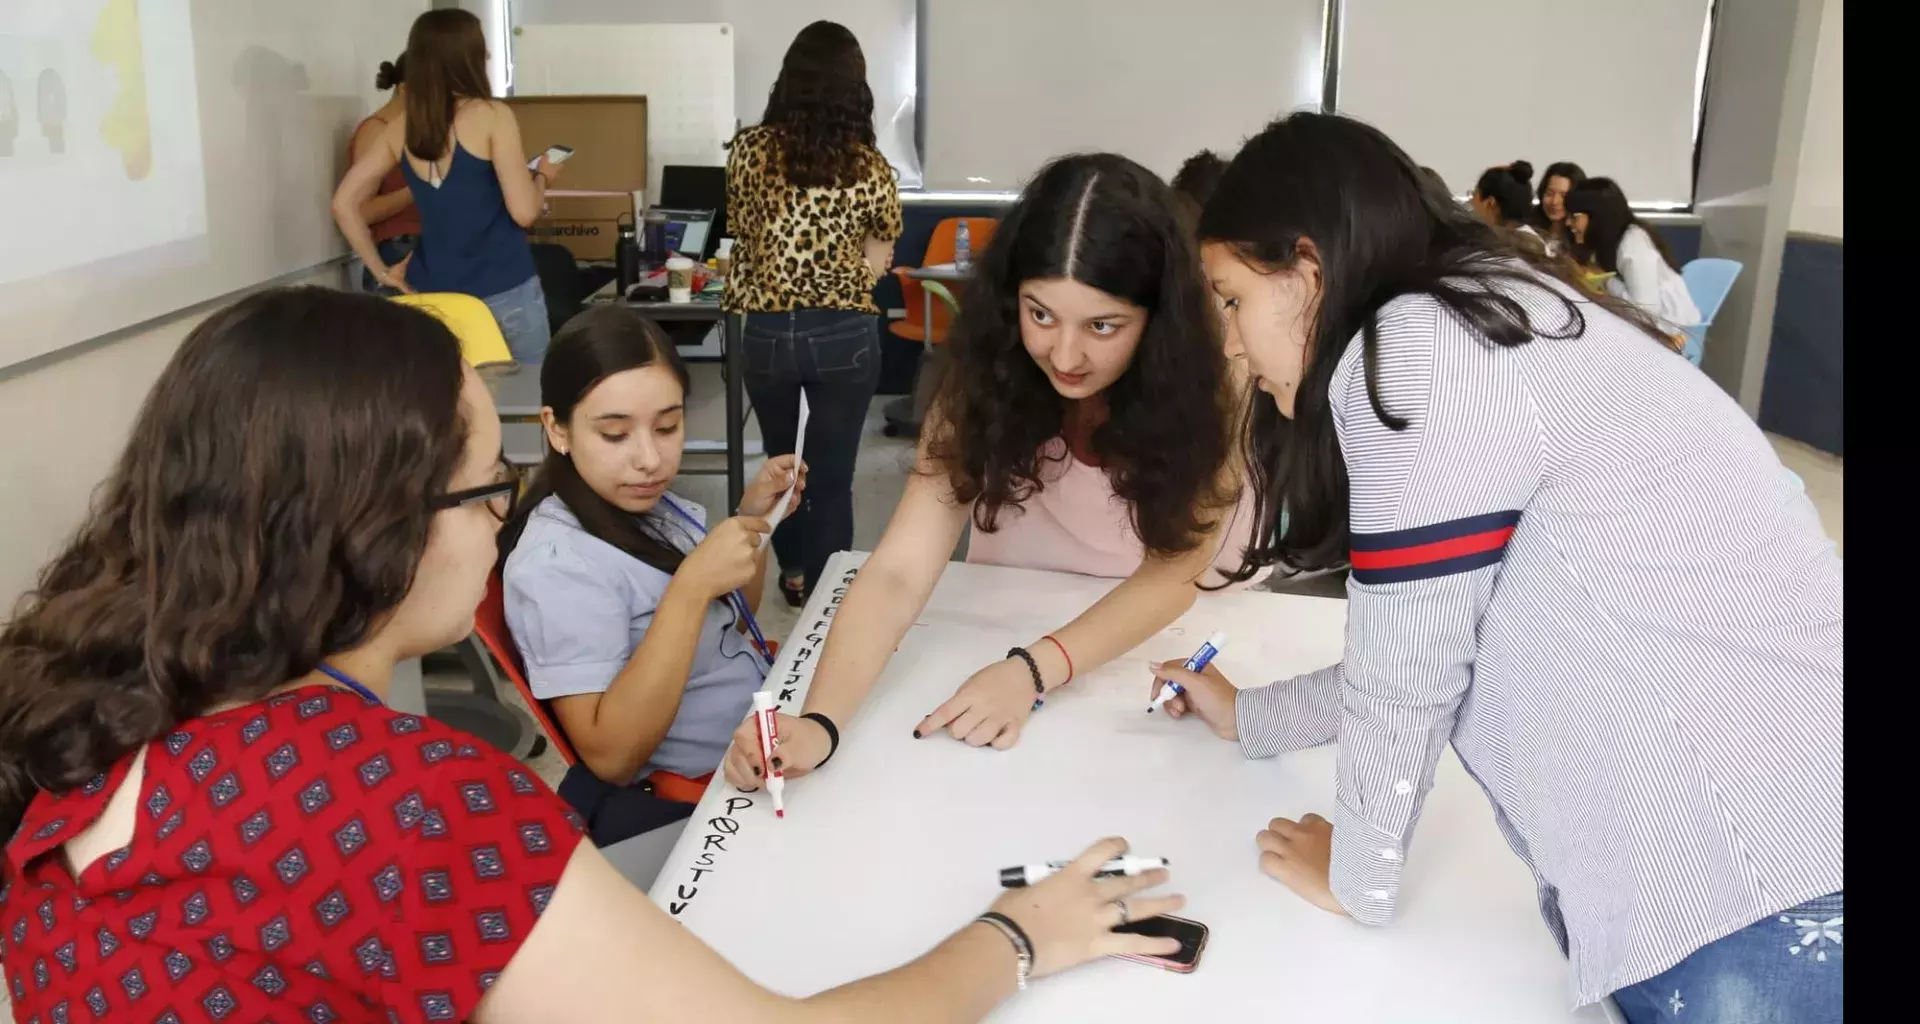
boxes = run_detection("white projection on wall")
[0,0,206,294]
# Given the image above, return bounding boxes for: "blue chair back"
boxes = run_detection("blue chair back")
[1676,258,1743,368]
[1681,258,1743,326]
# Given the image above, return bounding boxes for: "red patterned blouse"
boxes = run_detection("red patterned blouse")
[1,684,585,1023]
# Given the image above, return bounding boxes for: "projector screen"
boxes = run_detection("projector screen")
[0,0,425,370]
[922,0,1326,191]
[1336,0,1712,206]
[1,1,205,327]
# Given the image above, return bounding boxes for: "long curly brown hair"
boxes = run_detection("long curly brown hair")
[928,153,1235,557]
[0,287,468,839]
[758,20,878,189]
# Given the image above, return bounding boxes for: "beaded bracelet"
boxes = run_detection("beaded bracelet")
[1007,647,1045,710]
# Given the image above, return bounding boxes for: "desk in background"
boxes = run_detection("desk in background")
[615,553,1612,1022]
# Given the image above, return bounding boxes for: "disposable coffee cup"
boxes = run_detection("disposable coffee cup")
[667,256,695,303]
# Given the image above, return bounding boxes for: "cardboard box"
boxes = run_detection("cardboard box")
[527,195,631,260]
[505,96,648,260]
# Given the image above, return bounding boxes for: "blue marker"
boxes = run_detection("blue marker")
[1147,631,1227,713]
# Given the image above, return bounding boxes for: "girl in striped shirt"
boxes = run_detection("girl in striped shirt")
[1157,113,1842,1022]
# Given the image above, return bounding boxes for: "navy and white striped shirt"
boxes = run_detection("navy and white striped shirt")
[1236,275,1843,1007]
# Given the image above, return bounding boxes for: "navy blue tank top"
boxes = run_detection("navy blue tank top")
[399,134,535,298]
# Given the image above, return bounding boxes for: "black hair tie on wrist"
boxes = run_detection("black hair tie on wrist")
[801,712,840,768]
[1008,647,1045,710]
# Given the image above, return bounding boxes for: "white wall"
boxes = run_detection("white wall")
[0,265,347,615]
[1790,0,1842,237]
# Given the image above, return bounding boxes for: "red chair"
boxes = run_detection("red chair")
[468,570,579,765]
[466,571,780,771]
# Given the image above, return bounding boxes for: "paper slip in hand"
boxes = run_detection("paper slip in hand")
[759,392,809,549]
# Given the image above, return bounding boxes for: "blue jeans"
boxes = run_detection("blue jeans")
[484,274,553,364]
[1612,891,1843,1024]
[740,309,882,595]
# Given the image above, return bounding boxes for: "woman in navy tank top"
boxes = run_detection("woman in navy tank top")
[334,9,564,363]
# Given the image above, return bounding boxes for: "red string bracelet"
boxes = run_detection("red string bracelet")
[1039,635,1073,684]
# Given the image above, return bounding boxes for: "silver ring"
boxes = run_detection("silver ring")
[1113,899,1130,926]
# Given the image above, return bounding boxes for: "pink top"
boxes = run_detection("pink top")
[965,439,1268,589]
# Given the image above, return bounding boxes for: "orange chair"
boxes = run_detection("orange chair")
[889,217,997,347]
[468,570,580,765]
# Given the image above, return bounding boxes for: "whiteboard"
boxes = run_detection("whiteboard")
[509,22,734,206]
[0,0,427,370]
[644,554,1609,1021]
[512,0,921,189]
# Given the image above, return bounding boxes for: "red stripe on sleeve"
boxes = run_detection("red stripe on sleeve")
[1348,526,1516,571]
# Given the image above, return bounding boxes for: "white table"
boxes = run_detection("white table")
[634,553,1609,1022]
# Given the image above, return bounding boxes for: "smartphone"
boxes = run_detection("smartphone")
[527,145,574,170]
[1110,915,1208,973]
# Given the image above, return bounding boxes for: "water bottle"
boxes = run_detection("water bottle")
[954,220,972,271]
[615,216,640,295]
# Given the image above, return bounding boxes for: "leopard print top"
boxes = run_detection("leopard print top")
[722,125,903,314]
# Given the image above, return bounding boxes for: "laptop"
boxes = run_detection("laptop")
[660,165,727,258]
[654,208,715,262]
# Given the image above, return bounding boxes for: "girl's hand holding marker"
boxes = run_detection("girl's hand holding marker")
[1149,631,1241,741]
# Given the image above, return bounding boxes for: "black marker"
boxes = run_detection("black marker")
[999,856,1168,888]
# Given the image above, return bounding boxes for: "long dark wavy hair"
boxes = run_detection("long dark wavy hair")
[403,9,490,164]
[1529,160,1587,233]
[758,20,878,189]
[1564,177,1683,274]
[928,152,1233,557]
[0,288,467,839]
[497,305,694,576]
[1199,113,1669,576]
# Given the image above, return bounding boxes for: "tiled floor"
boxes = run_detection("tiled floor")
[470,360,1846,790]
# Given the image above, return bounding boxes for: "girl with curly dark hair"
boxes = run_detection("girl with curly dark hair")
[721,152,1259,788]
[725,20,903,610]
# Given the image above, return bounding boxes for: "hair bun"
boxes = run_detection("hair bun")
[1508,160,1534,184]
[375,59,401,91]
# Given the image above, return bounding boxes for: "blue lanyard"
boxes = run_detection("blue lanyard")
[316,663,384,705]
[659,495,776,668]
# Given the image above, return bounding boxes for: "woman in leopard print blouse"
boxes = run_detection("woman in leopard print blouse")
[724,20,902,607]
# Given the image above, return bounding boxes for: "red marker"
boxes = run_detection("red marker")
[751,691,786,817]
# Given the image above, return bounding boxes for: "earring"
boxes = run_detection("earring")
[556,446,568,456]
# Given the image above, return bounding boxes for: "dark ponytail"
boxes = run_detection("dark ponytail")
[1474,161,1535,225]
[376,53,406,91]
[0,289,467,839]
[497,306,695,576]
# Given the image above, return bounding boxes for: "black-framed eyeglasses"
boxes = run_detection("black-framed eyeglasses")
[430,458,519,521]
